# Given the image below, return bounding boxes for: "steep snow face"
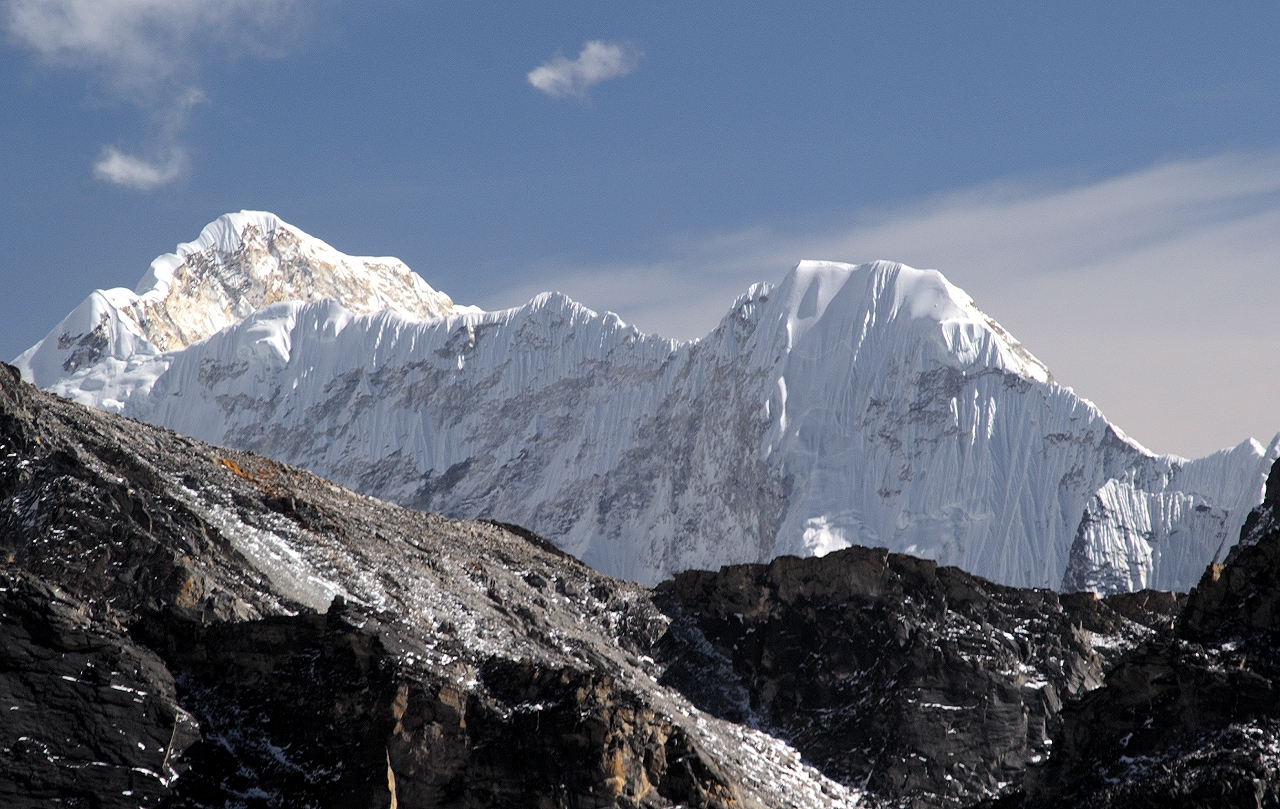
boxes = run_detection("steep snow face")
[731,262,1276,590]
[14,210,470,410]
[1061,438,1278,594]
[14,217,1279,593]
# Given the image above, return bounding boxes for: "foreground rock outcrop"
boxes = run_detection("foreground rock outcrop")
[658,549,1180,807]
[0,569,201,806]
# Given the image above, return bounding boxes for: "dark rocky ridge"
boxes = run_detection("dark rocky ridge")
[0,360,1247,809]
[656,547,1179,807]
[1006,459,1280,807]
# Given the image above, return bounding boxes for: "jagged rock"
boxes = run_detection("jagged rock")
[655,546,1171,807]
[130,606,740,809]
[1014,459,1280,808]
[0,364,855,808]
[12,358,1254,809]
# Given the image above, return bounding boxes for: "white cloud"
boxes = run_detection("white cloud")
[528,40,641,98]
[88,87,204,188]
[3,0,295,94]
[481,153,1280,459]
[93,145,187,189]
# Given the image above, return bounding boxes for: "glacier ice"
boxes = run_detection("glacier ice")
[14,213,1279,593]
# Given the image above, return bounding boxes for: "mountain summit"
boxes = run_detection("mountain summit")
[15,212,1279,593]
[17,211,473,408]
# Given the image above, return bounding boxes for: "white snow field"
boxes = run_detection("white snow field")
[16,211,1279,593]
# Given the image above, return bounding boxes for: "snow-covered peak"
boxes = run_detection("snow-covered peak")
[128,210,470,351]
[13,211,476,397]
[772,260,1052,384]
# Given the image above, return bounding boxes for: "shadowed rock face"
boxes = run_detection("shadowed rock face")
[133,608,732,809]
[655,549,1177,808]
[1011,461,1280,808]
[0,570,201,807]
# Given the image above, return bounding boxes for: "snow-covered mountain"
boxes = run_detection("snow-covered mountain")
[17,211,474,409]
[15,211,1279,593]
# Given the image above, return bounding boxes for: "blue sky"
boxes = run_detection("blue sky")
[1,1,1279,457]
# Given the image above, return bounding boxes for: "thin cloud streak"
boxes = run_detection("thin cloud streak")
[482,153,1280,458]
[3,0,295,94]
[91,86,206,189]
[528,40,641,98]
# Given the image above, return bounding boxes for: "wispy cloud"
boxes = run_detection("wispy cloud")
[3,0,295,93]
[2,0,299,187]
[528,40,641,98]
[481,153,1280,458]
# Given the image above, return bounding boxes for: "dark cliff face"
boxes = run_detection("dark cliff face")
[654,547,1177,808]
[0,569,202,807]
[1016,462,1280,808]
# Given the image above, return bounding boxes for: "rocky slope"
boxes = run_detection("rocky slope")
[0,363,849,809]
[0,364,1191,808]
[15,212,1278,594]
